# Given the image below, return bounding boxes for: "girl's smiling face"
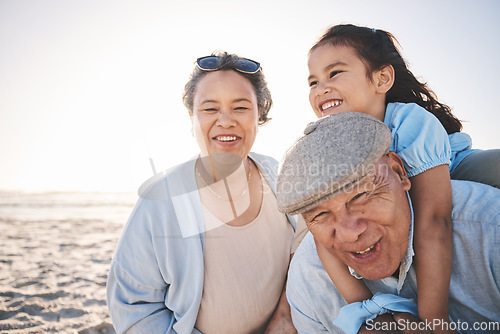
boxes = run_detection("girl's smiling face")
[307,44,389,121]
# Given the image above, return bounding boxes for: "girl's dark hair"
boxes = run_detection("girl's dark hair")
[182,51,272,126]
[311,24,462,134]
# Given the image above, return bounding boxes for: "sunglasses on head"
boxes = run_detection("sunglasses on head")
[196,56,261,74]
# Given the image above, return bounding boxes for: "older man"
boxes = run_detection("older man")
[277,113,500,334]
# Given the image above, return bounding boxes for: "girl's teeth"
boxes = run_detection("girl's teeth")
[321,100,342,111]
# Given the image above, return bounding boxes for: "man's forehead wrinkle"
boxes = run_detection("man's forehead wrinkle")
[303,203,324,217]
[371,159,392,184]
[372,168,390,187]
[352,172,379,191]
[302,191,347,221]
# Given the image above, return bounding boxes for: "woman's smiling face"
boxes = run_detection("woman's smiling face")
[191,70,259,161]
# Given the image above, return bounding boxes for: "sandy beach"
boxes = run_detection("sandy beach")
[0,191,135,333]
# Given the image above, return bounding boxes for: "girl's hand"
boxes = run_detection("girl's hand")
[314,237,372,303]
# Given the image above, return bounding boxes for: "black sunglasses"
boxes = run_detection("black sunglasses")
[196,56,261,74]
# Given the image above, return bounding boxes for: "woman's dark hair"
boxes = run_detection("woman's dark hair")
[182,51,272,126]
[311,24,462,134]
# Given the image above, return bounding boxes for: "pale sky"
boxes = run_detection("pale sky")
[1,0,499,192]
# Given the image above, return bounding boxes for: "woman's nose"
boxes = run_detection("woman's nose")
[216,110,236,127]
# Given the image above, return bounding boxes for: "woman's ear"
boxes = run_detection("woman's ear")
[374,65,395,94]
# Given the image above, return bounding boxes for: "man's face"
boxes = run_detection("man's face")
[302,152,412,280]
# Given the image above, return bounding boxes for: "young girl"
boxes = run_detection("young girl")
[306,24,500,331]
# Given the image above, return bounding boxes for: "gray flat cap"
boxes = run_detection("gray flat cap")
[276,112,392,215]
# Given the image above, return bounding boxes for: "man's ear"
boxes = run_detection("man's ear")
[373,65,395,94]
[387,151,411,191]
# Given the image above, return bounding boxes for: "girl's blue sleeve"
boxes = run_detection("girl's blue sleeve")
[385,103,452,177]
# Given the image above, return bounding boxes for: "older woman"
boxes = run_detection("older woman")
[107,52,306,333]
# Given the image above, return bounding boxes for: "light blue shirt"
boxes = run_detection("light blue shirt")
[106,152,298,334]
[287,180,500,333]
[384,102,474,176]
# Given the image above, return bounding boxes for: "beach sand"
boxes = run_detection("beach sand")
[0,192,134,333]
